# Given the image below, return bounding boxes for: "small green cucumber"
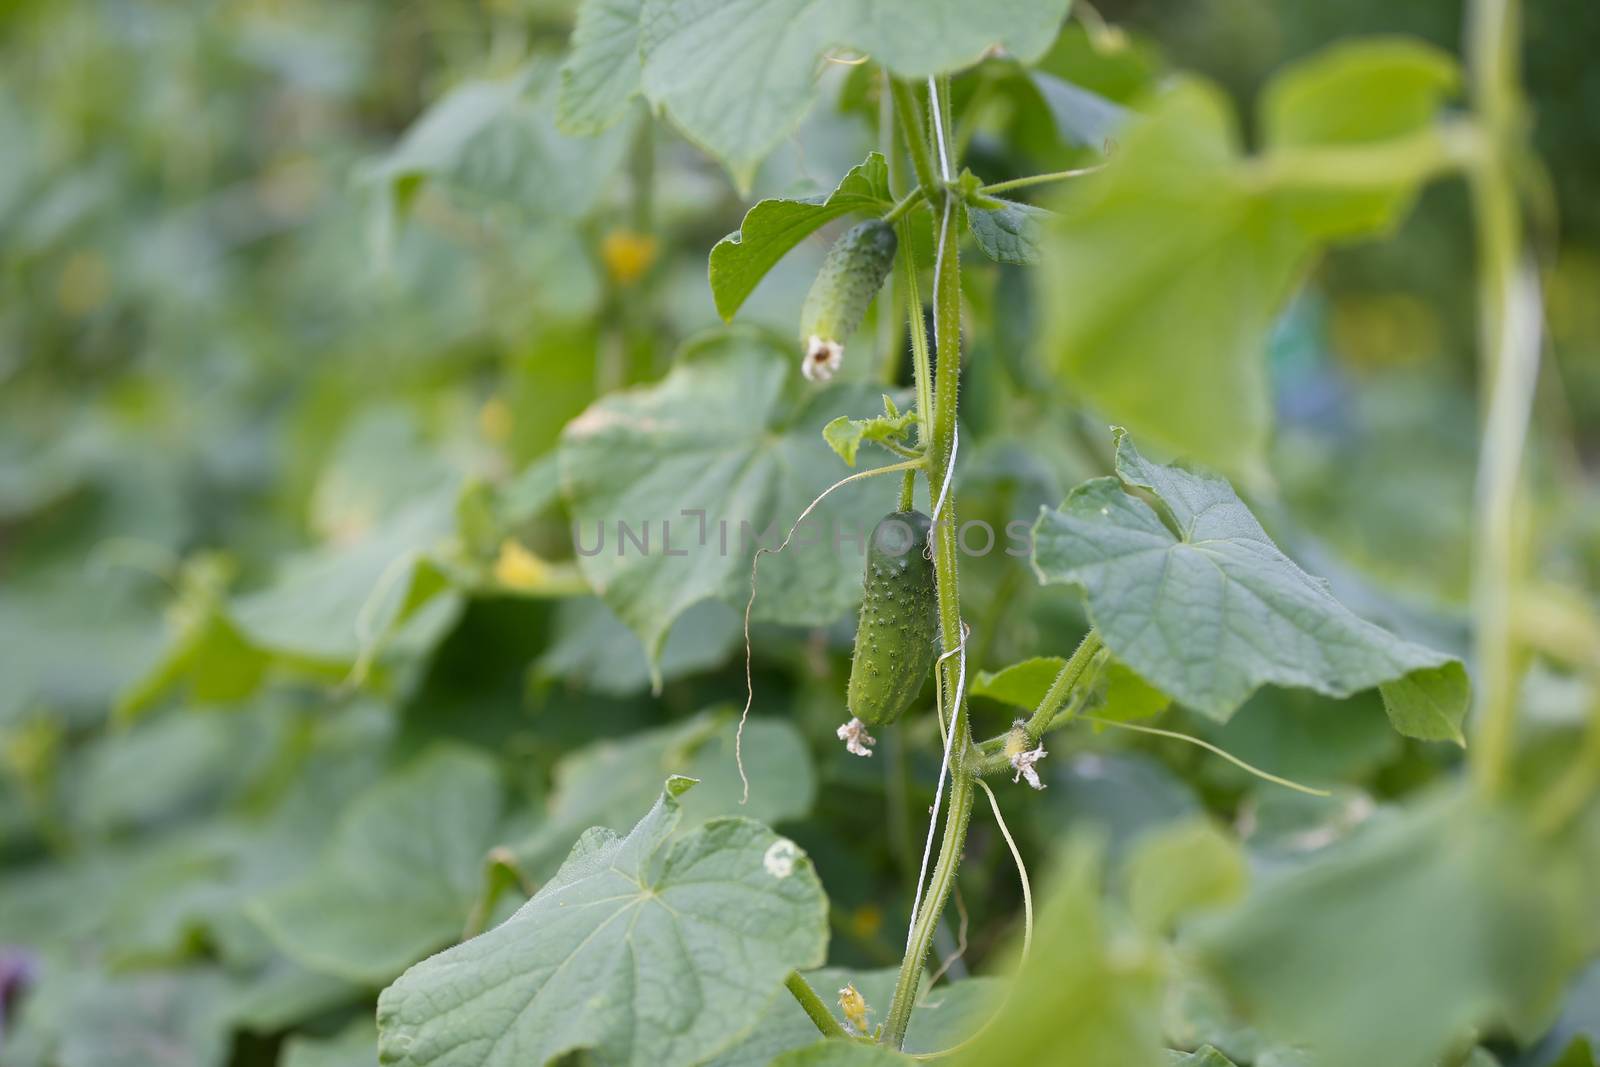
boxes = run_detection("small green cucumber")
[799,219,897,381]
[847,510,938,726]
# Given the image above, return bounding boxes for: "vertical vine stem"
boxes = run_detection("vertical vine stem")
[883,73,967,1050]
[1465,0,1540,795]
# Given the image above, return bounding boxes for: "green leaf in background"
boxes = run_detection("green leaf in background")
[967,196,1050,265]
[249,747,505,985]
[772,1042,914,1066]
[1260,38,1460,239]
[972,655,1066,709]
[640,0,1069,188]
[282,1019,378,1067]
[710,152,891,321]
[363,59,633,232]
[510,709,815,879]
[1167,1048,1241,1067]
[557,0,646,135]
[708,968,998,1064]
[530,596,741,696]
[952,839,1165,1067]
[1031,69,1130,149]
[1031,431,1469,735]
[559,337,895,669]
[56,969,235,1067]
[376,778,829,1067]
[1194,788,1600,1067]
[1122,818,1247,936]
[1038,39,1457,477]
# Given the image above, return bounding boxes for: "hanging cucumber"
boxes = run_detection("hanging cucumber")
[847,510,938,726]
[799,219,897,382]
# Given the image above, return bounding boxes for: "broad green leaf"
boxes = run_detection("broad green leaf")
[772,1042,913,1066]
[710,153,891,321]
[639,0,837,191]
[1122,818,1247,935]
[972,656,1065,709]
[953,840,1166,1066]
[843,0,1072,78]
[1518,961,1600,1067]
[376,779,829,1067]
[967,196,1050,265]
[559,337,895,668]
[1097,660,1172,721]
[511,709,814,879]
[1041,752,1201,862]
[1038,40,1456,476]
[557,0,646,135]
[639,1,1068,188]
[1031,431,1470,733]
[249,747,505,984]
[1194,788,1600,1067]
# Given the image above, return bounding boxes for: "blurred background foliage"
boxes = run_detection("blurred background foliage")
[0,0,1596,1065]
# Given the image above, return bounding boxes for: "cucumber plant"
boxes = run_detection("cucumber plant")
[4,2,1599,1067]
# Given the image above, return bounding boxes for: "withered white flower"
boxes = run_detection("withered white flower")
[801,336,843,382]
[1009,742,1047,789]
[836,716,876,757]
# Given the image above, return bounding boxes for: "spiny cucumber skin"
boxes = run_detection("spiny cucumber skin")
[847,511,938,727]
[799,220,898,348]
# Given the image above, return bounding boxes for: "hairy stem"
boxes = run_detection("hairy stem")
[889,77,938,197]
[980,165,1105,196]
[884,76,967,1049]
[785,971,848,1039]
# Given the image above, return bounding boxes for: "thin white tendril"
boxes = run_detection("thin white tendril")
[737,459,921,803]
[905,621,968,953]
[975,777,1033,962]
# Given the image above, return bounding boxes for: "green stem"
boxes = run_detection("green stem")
[882,187,925,225]
[898,469,916,511]
[1465,0,1536,796]
[1019,630,1102,741]
[785,971,849,1039]
[889,77,939,197]
[884,80,968,1047]
[896,224,933,450]
[980,166,1104,196]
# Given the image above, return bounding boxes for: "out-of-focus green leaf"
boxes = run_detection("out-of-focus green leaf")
[706,968,998,1064]
[967,196,1050,265]
[58,968,235,1067]
[639,0,1068,188]
[710,153,891,321]
[510,709,814,878]
[1260,38,1459,239]
[972,655,1065,709]
[1031,69,1129,149]
[1194,789,1600,1067]
[1167,1047,1241,1066]
[771,1042,913,1066]
[557,0,646,135]
[952,839,1166,1066]
[1041,751,1201,861]
[1038,40,1457,477]
[1032,431,1469,733]
[282,1019,378,1067]
[531,596,741,696]
[559,337,895,669]
[1123,818,1247,935]
[249,747,505,984]
[376,778,829,1067]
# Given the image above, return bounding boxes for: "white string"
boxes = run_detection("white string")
[904,622,969,953]
[927,76,952,181]
[930,423,958,524]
